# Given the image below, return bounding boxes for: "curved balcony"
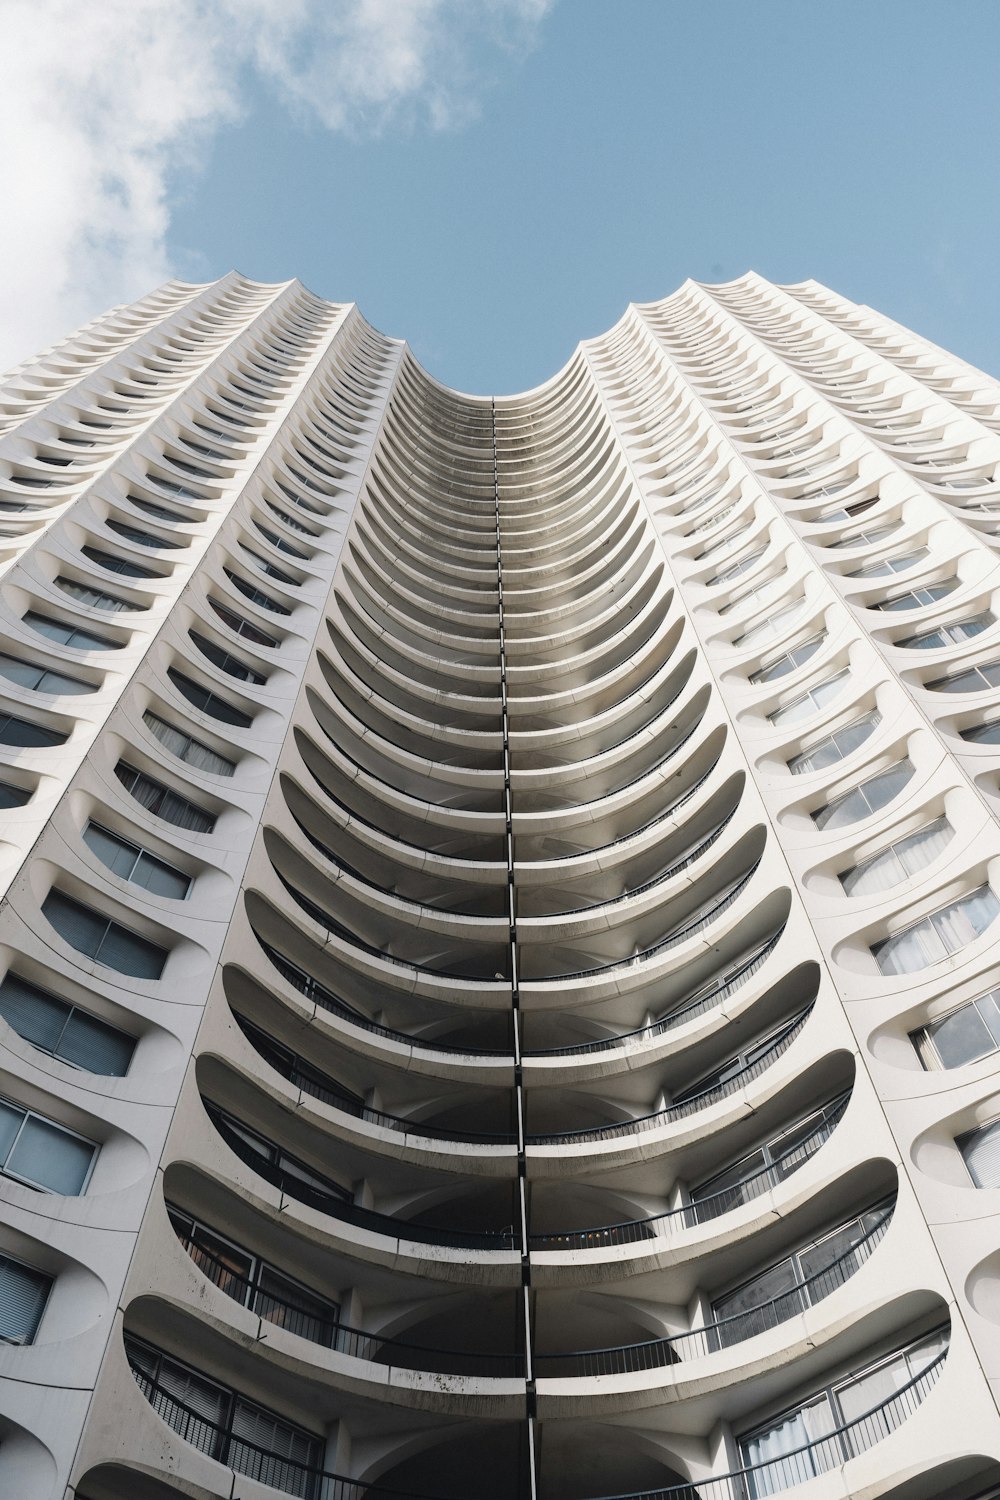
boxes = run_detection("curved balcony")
[574,1345,946,1500]
[535,1198,892,1376]
[127,1345,493,1500]
[172,1221,526,1378]
[529,1091,849,1251]
[525,1003,812,1144]
[207,1106,519,1252]
[524,929,783,1058]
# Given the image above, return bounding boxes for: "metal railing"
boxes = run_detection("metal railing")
[524,930,784,1057]
[551,810,734,917]
[578,1347,946,1499]
[526,1006,810,1144]
[129,1354,479,1499]
[553,860,760,981]
[534,1203,891,1376]
[239,1017,515,1145]
[529,1093,849,1251]
[209,1109,518,1252]
[259,941,514,1057]
[176,1231,524,1376]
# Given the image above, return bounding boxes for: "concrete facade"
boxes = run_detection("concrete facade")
[0,270,996,1498]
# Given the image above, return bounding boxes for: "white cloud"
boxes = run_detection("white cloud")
[0,0,551,371]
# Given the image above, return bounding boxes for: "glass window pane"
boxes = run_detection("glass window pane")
[927,1006,997,1069]
[133,853,189,900]
[0,977,67,1053]
[58,1011,134,1075]
[0,1254,50,1343]
[7,1115,94,1193]
[961,1119,1000,1187]
[0,1102,25,1164]
[94,921,166,979]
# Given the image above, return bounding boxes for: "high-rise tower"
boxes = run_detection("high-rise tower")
[0,271,998,1500]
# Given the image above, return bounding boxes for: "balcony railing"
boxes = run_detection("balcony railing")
[524,929,783,1057]
[239,1018,515,1145]
[526,1004,811,1144]
[534,1201,891,1375]
[129,1352,474,1499]
[553,860,760,980]
[209,1109,518,1252]
[258,940,514,1057]
[579,1346,946,1499]
[529,1092,849,1251]
[176,1230,525,1376]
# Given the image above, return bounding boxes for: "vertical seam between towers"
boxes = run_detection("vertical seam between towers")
[492,397,538,1499]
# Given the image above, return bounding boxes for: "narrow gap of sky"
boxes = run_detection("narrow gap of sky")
[164,0,1000,392]
[103,1,1000,392]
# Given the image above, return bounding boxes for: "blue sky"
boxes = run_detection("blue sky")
[6,1,1000,394]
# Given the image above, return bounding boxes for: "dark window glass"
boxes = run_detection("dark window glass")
[167,668,253,728]
[43,891,167,979]
[114,762,216,833]
[23,612,116,651]
[0,973,134,1075]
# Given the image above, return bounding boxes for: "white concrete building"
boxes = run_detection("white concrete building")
[0,270,997,1499]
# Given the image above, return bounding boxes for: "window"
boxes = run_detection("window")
[897,613,993,649]
[711,1201,891,1349]
[707,546,766,586]
[847,548,929,579]
[927,659,1000,694]
[222,569,290,615]
[841,818,952,896]
[0,1097,96,1193]
[254,524,308,559]
[0,781,30,808]
[813,759,913,831]
[56,577,139,612]
[0,652,92,696]
[914,988,1000,1071]
[0,973,134,1075]
[697,521,751,560]
[239,546,297,586]
[80,546,160,580]
[167,668,253,728]
[143,712,235,777]
[167,1206,339,1347]
[751,634,825,684]
[958,1116,1000,1187]
[737,1327,947,1496]
[815,496,878,524]
[208,599,278,647]
[43,890,168,979]
[769,669,849,727]
[83,822,190,899]
[105,520,182,551]
[0,1253,52,1343]
[689,1096,847,1219]
[870,581,959,613]
[265,502,316,537]
[208,1107,351,1203]
[125,1337,320,1497]
[0,712,65,748]
[188,633,266,685]
[23,613,116,651]
[788,712,881,774]
[826,524,899,551]
[115,762,216,833]
[874,886,1000,975]
[127,497,187,525]
[733,599,806,649]
[962,719,1000,746]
